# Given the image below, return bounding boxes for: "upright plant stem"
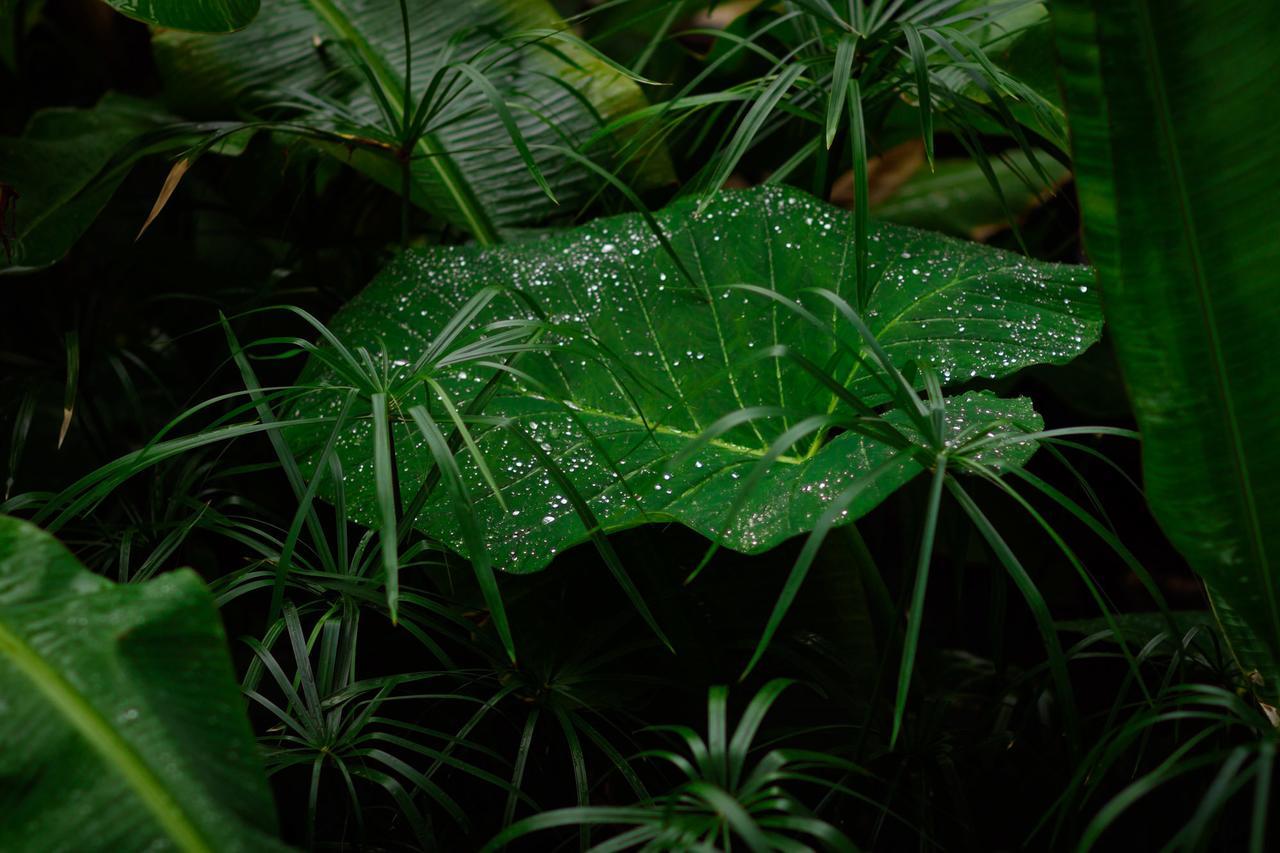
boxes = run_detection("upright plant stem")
[401,159,411,248]
[891,456,947,749]
[398,0,412,248]
[398,0,411,104]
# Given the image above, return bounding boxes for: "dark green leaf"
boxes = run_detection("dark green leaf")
[0,515,283,851]
[152,0,667,242]
[873,149,1069,238]
[1055,0,1280,697]
[1057,611,1217,647]
[0,94,177,274]
[292,186,1098,573]
[102,0,259,33]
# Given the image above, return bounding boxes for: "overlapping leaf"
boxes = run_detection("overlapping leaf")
[873,149,1069,238]
[0,515,284,851]
[293,186,1100,573]
[0,94,174,274]
[1057,0,1280,696]
[152,0,665,241]
[104,0,259,32]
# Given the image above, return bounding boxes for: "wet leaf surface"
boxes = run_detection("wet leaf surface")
[295,186,1100,572]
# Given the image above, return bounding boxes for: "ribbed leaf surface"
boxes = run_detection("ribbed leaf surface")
[294,186,1100,573]
[1056,0,1280,692]
[153,0,661,241]
[0,515,283,851]
[106,0,259,32]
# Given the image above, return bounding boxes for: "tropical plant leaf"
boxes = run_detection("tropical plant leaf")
[0,94,177,274]
[290,185,1099,573]
[102,0,259,32]
[152,0,667,243]
[1208,588,1280,710]
[1055,0,1280,700]
[0,514,284,851]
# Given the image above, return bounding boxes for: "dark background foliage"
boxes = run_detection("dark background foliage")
[0,1,1267,850]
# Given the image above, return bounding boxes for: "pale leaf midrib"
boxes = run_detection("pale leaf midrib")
[0,615,213,853]
[503,393,806,464]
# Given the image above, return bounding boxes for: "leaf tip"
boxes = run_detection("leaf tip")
[137,157,192,242]
[57,407,72,449]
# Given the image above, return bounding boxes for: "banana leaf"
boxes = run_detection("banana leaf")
[0,514,284,851]
[1055,0,1280,698]
[152,0,668,242]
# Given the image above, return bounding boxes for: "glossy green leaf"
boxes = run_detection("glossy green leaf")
[0,515,283,851]
[103,0,259,33]
[291,186,1099,573]
[1055,0,1280,697]
[1208,587,1280,701]
[152,0,665,242]
[0,94,176,274]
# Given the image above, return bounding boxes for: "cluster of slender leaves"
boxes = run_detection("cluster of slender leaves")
[486,679,869,851]
[244,601,521,848]
[152,0,665,243]
[1043,615,1276,851]
[20,298,538,656]
[598,0,1064,308]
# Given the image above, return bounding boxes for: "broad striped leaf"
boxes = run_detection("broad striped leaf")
[1055,0,1280,697]
[0,515,283,851]
[153,0,666,242]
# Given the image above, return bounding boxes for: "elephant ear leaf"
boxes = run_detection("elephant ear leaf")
[290,185,1100,574]
[1055,0,1280,699]
[0,514,285,852]
[152,0,669,242]
[102,0,260,32]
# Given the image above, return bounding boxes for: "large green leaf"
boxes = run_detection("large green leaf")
[0,94,175,274]
[293,186,1100,573]
[152,0,664,243]
[1055,0,1280,696]
[0,515,284,851]
[103,0,259,32]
